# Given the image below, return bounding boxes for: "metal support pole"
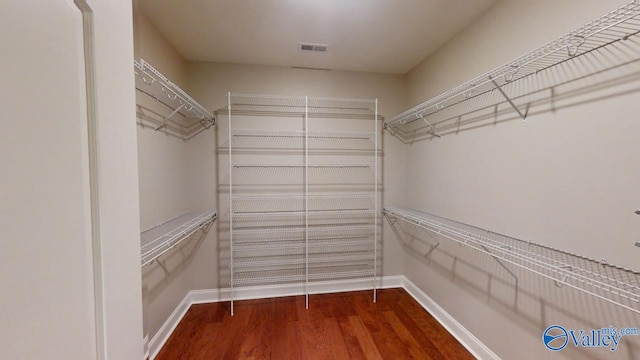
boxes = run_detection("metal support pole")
[228,92,234,316]
[305,96,309,309]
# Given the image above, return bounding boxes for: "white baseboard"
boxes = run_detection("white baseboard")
[190,275,405,304]
[148,292,192,360]
[143,335,149,360]
[401,277,501,360]
[148,275,497,360]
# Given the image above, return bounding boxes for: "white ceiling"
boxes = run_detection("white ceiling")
[139,0,496,74]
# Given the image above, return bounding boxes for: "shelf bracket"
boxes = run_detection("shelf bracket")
[200,118,216,130]
[554,265,573,287]
[418,227,440,258]
[477,243,519,286]
[416,113,443,139]
[479,230,519,286]
[154,104,185,132]
[154,258,169,274]
[489,76,528,125]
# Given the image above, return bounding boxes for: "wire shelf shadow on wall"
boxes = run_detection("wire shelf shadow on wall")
[385,1,640,143]
[384,206,640,315]
[385,208,640,359]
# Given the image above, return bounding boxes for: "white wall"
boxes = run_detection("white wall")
[1,1,143,359]
[402,0,640,359]
[133,7,187,88]
[0,2,96,358]
[133,7,202,342]
[185,62,408,291]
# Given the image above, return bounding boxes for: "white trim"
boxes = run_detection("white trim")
[142,335,149,360]
[401,277,501,360]
[148,292,191,360]
[147,275,497,360]
[190,276,405,305]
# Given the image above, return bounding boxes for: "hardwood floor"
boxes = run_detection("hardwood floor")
[155,288,475,359]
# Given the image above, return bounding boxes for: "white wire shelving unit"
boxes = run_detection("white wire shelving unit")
[383,206,640,314]
[385,1,640,141]
[140,210,217,267]
[134,59,215,140]
[227,93,379,315]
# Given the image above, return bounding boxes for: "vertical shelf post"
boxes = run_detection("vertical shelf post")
[305,96,309,309]
[228,92,234,316]
[374,99,378,303]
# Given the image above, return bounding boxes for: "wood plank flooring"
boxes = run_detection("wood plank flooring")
[155,288,475,359]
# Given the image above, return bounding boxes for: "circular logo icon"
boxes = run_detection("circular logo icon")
[543,325,569,351]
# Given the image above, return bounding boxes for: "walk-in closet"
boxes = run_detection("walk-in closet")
[4,1,640,359]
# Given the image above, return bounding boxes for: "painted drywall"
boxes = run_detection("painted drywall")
[184,62,408,291]
[402,0,640,359]
[89,0,145,358]
[1,1,144,359]
[133,7,187,88]
[133,5,204,342]
[0,2,96,359]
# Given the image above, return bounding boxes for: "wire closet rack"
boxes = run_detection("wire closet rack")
[226,93,380,315]
[134,59,215,140]
[140,210,217,267]
[383,206,640,314]
[385,1,640,141]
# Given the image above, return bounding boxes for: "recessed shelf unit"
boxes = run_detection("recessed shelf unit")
[140,209,217,267]
[383,206,640,314]
[134,59,215,140]
[385,1,640,141]
[227,93,379,315]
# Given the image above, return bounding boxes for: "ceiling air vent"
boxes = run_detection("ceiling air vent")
[300,43,329,52]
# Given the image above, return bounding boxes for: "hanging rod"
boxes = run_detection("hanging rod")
[134,59,215,135]
[385,1,640,134]
[383,206,640,314]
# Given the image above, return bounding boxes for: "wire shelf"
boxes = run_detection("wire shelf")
[233,269,305,286]
[140,209,217,266]
[227,93,377,116]
[233,239,374,256]
[231,193,374,213]
[383,206,640,314]
[232,209,376,228]
[385,1,640,139]
[233,224,376,238]
[232,267,375,286]
[231,164,375,186]
[225,129,376,152]
[234,253,375,269]
[308,267,375,281]
[134,59,215,139]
